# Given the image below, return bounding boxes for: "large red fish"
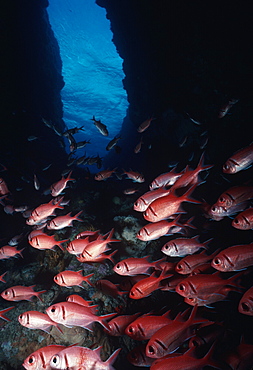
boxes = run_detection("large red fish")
[143,184,200,222]
[29,233,67,251]
[94,168,117,181]
[175,272,242,298]
[161,236,211,257]
[213,185,253,209]
[146,306,209,358]
[134,187,171,212]
[50,345,120,370]
[129,270,171,299]
[122,169,145,183]
[27,197,64,225]
[232,207,253,230]
[136,216,183,241]
[23,345,67,370]
[211,243,253,271]
[47,210,83,230]
[18,310,62,333]
[125,311,173,341]
[175,249,219,274]
[223,142,253,174]
[46,301,116,331]
[0,245,24,260]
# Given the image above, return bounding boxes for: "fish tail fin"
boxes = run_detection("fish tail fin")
[73,210,83,222]
[106,249,118,264]
[17,247,25,258]
[183,183,202,204]
[104,348,121,369]
[83,273,94,287]
[98,312,117,330]
[36,290,47,301]
[57,239,68,251]
[197,152,213,171]
[0,306,15,321]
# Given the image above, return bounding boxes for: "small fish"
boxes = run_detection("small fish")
[33,174,40,190]
[1,285,46,302]
[50,171,75,197]
[94,168,117,181]
[218,98,239,118]
[161,236,212,257]
[122,169,145,183]
[0,306,14,322]
[29,234,68,251]
[129,270,171,299]
[63,126,85,136]
[0,177,10,196]
[134,136,144,154]
[223,142,253,174]
[23,345,67,370]
[0,245,24,260]
[47,211,83,230]
[123,188,139,195]
[76,140,90,149]
[66,294,95,308]
[175,249,219,274]
[91,115,108,136]
[27,135,38,141]
[213,185,253,209]
[137,117,156,133]
[54,270,94,288]
[18,310,62,333]
[136,217,183,241]
[106,135,121,151]
[27,197,65,225]
[113,256,165,276]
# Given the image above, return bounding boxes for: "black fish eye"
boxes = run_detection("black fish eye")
[234,218,239,224]
[19,314,22,319]
[148,346,155,354]
[213,258,220,265]
[52,356,57,363]
[51,307,56,312]
[219,197,225,203]
[179,284,185,291]
[116,264,120,269]
[128,326,134,333]
[241,302,250,312]
[177,264,182,270]
[28,356,35,363]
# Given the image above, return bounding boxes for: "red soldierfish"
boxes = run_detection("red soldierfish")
[122,169,145,183]
[211,243,253,271]
[207,201,249,221]
[137,117,155,133]
[213,185,253,209]
[161,236,211,257]
[106,312,141,336]
[232,207,253,230]
[29,233,67,251]
[0,306,14,321]
[22,345,67,370]
[150,342,219,369]
[113,256,165,276]
[143,184,200,222]
[47,210,83,230]
[170,152,213,191]
[94,168,117,181]
[149,167,182,190]
[134,187,171,212]
[238,286,253,316]
[54,270,94,287]
[175,272,242,298]
[91,115,109,136]
[223,142,253,174]
[66,294,95,308]
[50,171,75,197]
[125,311,172,341]
[146,305,209,358]
[27,197,64,225]
[1,285,46,302]
[50,345,120,370]
[18,310,62,333]
[46,301,116,331]
[136,218,183,241]
[129,270,171,299]
[0,245,24,260]
[175,249,219,274]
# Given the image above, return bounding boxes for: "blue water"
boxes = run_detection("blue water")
[47,0,128,165]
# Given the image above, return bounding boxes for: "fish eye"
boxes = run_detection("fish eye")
[116,264,121,269]
[211,206,217,212]
[213,258,221,265]
[148,345,155,354]
[233,218,239,224]
[128,326,134,333]
[50,307,56,312]
[130,291,135,296]
[28,356,35,364]
[19,314,23,319]
[51,356,59,364]
[241,302,250,312]
[219,196,225,203]
[177,264,182,270]
[178,284,185,291]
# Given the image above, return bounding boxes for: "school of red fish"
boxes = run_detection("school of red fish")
[0,136,253,369]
